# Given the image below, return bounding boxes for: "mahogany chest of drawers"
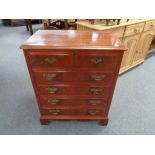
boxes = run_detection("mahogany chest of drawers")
[21,30,125,125]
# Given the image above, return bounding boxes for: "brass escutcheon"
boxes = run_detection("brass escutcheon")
[91,57,103,65]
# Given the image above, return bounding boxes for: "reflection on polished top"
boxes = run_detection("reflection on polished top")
[21,30,125,50]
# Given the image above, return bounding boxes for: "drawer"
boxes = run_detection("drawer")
[144,20,155,32]
[104,27,125,38]
[40,96,107,107]
[75,51,118,70]
[81,71,114,84]
[38,85,110,97]
[29,51,73,68]
[124,23,145,37]
[33,69,114,84]
[41,108,106,116]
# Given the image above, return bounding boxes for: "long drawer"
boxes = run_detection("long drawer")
[41,108,106,116]
[39,96,107,107]
[33,69,114,85]
[37,84,110,97]
[28,50,119,71]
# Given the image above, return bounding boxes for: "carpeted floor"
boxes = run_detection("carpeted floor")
[0,24,155,135]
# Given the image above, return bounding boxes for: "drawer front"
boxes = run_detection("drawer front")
[144,20,155,32]
[81,71,114,84]
[75,52,118,70]
[124,23,145,37]
[38,85,110,97]
[29,51,73,68]
[40,96,107,107]
[41,108,106,116]
[33,70,114,84]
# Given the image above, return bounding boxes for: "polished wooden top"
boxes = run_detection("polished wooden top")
[21,30,125,50]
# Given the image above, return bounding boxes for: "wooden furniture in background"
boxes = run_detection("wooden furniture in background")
[88,19,121,26]
[42,19,77,30]
[25,19,33,35]
[76,19,155,74]
[20,30,125,125]
[10,19,24,25]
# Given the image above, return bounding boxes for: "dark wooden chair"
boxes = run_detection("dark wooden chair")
[42,19,77,30]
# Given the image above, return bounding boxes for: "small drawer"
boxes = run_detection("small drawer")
[124,23,145,37]
[75,51,118,70]
[29,51,73,68]
[144,21,155,32]
[41,108,106,116]
[38,85,110,97]
[40,96,107,107]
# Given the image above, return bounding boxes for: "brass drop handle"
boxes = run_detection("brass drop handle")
[134,29,138,33]
[49,109,61,115]
[91,57,103,65]
[88,109,99,115]
[42,73,56,80]
[91,74,105,81]
[90,88,103,95]
[46,87,58,94]
[44,57,56,65]
[47,99,60,105]
[89,99,101,105]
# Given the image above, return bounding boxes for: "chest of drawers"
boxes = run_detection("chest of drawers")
[21,30,125,125]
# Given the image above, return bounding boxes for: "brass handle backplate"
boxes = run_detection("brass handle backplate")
[91,57,103,65]
[46,87,58,94]
[44,57,56,65]
[43,73,56,80]
[47,99,60,105]
[49,109,60,115]
[88,109,99,115]
[90,88,103,95]
[89,99,102,105]
[91,74,105,81]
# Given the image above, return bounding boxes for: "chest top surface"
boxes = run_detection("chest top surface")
[20,30,125,51]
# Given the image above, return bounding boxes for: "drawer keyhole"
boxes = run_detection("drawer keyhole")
[91,57,103,65]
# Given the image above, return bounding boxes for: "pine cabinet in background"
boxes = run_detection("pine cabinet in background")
[120,34,141,73]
